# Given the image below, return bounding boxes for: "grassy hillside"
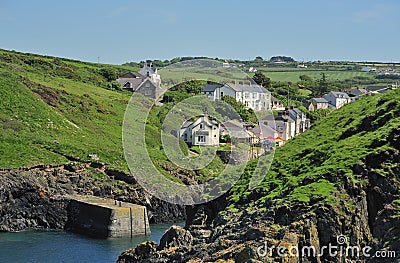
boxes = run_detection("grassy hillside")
[230,88,400,211]
[257,69,373,83]
[0,49,139,170]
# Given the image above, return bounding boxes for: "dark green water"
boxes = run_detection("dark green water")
[0,223,183,263]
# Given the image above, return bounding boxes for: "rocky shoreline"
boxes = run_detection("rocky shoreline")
[0,162,185,232]
[117,150,400,263]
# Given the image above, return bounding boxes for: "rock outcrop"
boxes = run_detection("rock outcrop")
[0,163,185,232]
[117,152,400,263]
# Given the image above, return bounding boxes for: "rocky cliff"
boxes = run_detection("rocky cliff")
[0,162,185,232]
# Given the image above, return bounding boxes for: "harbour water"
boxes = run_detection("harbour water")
[0,222,183,263]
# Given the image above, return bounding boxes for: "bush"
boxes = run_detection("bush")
[99,67,118,82]
[107,80,122,90]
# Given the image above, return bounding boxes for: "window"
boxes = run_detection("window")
[144,89,152,95]
[199,123,204,129]
[244,92,249,99]
[253,93,257,99]
[198,136,206,143]
[220,91,224,97]
[145,82,150,87]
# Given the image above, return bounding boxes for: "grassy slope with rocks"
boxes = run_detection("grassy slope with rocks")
[118,89,400,262]
[0,48,139,170]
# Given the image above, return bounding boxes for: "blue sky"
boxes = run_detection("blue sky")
[1,0,399,64]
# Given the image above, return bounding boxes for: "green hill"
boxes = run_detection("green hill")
[0,49,138,170]
[232,89,400,206]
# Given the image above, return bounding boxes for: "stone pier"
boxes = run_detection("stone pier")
[66,196,150,238]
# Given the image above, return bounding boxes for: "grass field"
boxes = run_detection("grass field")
[254,69,373,83]
[159,62,376,84]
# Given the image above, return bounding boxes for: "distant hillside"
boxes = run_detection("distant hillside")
[0,49,139,170]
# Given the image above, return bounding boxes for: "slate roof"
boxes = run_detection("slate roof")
[139,64,157,77]
[343,89,364,96]
[274,114,295,122]
[292,108,303,116]
[125,78,146,90]
[181,116,219,129]
[252,123,277,138]
[225,83,268,93]
[220,120,244,130]
[328,91,350,99]
[119,71,143,79]
[202,84,222,92]
[311,97,328,103]
[181,120,193,128]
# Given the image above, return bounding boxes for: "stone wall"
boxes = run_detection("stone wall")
[216,150,249,165]
[66,197,150,238]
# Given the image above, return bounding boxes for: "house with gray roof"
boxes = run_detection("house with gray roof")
[200,81,271,111]
[220,120,256,144]
[343,88,366,97]
[288,108,309,135]
[308,97,329,111]
[219,81,271,111]
[179,114,220,146]
[251,122,278,141]
[200,84,223,101]
[116,62,161,99]
[323,91,351,109]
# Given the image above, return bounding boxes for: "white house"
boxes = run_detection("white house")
[179,114,220,146]
[138,63,161,88]
[323,91,352,109]
[288,108,309,135]
[201,82,271,111]
[273,114,295,141]
[219,82,271,111]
